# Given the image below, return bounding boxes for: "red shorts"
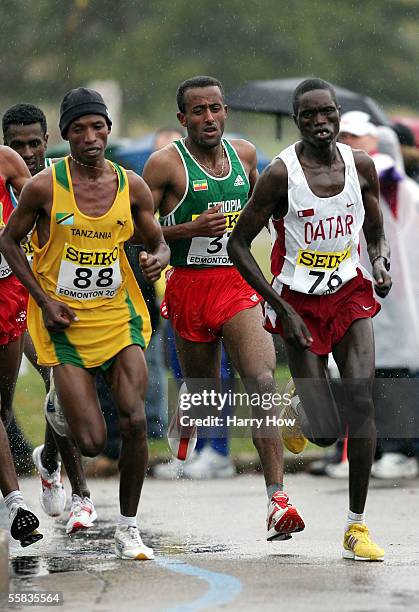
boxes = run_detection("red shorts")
[0,275,28,346]
[161,266,262,342]
[264,270,380,355]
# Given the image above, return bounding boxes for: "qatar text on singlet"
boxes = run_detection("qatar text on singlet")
[270,142,365,296]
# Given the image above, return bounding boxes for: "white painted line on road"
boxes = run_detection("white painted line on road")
[156,556,242,611]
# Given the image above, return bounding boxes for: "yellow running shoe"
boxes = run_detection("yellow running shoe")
[343,524,385,561]
[280,378,308,454]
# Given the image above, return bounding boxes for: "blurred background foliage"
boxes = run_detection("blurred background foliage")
[1,0,419,147]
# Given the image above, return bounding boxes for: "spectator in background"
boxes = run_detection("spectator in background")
[339,111,419,479]
[154,127,186,152]
[392,122,419,184]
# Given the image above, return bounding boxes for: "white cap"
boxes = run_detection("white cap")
[340,111,377,137]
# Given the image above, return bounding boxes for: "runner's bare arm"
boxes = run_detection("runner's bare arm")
[0,174,49,296]
[355,151,392,298]
[228,159,313,350]
[128,172,170,282]
[0,145,31,194]
[143,148,226,242]
[0,173,78,330]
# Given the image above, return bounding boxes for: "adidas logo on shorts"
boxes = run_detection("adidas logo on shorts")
[234,175,245,187]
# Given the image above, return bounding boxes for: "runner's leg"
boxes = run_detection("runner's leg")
[106,345,148,517]
[332,318,376,514]
[53,364,106,457]
[221,306,282,487]
[2,335,32,472]
[26,332,91,520]
[24,333,90,497]
[175,333,221,379]
[53,431,90,498]
[0,336,42,545]
[0,421,19,496]
[284,344,343,446]
[223,306,305,539]
[0,336,24,429]
[104,346,153,560]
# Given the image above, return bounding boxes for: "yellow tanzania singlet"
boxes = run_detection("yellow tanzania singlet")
[28,157,151,368]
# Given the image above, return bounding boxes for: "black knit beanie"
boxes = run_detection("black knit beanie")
[59,87,112,138]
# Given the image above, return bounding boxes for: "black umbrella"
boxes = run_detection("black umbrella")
[228,77,390,135]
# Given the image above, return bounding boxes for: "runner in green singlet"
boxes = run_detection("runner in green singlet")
[143,75,305,542]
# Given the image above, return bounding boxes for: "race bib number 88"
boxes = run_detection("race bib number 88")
[290,247,357,295]
[56,244,122,300]
[187,212,240,265]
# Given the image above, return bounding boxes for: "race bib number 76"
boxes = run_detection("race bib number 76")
[56,244,122,300]
[290,247,357,295]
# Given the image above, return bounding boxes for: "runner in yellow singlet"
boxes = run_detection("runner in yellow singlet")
[0,88,170,560]
[3,102,96,534]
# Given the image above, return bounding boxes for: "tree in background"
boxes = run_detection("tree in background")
[1,0,419,131]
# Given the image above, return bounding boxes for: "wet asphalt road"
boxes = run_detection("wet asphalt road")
[1,473,418,611]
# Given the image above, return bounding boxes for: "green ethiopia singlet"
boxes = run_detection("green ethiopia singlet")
[159,138,250,267]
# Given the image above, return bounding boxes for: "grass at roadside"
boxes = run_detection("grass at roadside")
[14,362,47,448]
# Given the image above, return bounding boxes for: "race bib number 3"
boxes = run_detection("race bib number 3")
[187,212,240,265]
[0,252,12,279]
[56,244,122,300]
[290,248,357,295]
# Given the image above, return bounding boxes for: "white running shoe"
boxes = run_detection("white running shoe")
[371,453,419,479]
[66,495,97,534]
[32,445,66,517]
[44,373,68,437]
[325,460,349,479]
[114,525,154,560]
[182,446,236,479]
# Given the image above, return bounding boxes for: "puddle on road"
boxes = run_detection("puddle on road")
[11,556,46,577]
[10,521,231,580]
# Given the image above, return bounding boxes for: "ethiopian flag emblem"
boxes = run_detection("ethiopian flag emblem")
[56,212,74,225]
[193,180,208,192]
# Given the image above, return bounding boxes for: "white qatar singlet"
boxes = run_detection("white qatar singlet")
[270,142,365,296]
